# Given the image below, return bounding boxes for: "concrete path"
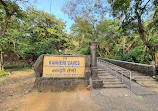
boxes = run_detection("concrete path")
[5,89,158,111]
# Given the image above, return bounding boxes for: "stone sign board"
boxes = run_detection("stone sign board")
[33,54,91,91]
[43,55,85,78]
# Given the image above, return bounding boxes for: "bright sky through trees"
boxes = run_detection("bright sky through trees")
[29,0,74,33]
[28,0,113,33]
[30,0,150,33]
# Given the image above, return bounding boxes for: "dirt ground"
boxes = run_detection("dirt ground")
[0,69,158,111]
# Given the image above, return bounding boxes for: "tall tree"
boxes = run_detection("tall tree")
[62,0,110,40]
[0,0,25,36]
[0,0,24,70]
[108,0,158,62]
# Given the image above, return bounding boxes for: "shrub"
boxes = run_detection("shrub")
[0,70,6,77]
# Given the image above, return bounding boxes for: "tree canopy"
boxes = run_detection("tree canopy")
[63,0,158,64]
[0,0,158,71]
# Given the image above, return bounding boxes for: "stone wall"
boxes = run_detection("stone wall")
[35,77,89,92]
[102,58,156,76]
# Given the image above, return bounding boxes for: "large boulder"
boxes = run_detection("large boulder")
[33,54,45,77]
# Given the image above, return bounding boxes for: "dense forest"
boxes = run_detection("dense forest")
[0,0,158,72]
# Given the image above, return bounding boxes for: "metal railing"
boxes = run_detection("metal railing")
[97,57,132,90]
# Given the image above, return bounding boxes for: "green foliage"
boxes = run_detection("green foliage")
[66,0,157,64]
[107,0,157,61]
[78,45,90,55]
[0,6,73,64]
[69,14,156,64]
[0,70,6,77]
[15,7,69,57]
[111,55,122,60]
[0,0,157,68]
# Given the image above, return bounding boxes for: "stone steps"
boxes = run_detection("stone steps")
[133,75,158,88]
[98,72,109,74]
[99,76,117,79]
[134,78,155,81]
[133,76,151,79]
[98,72,107,74]
[103,82,123,85]
[98,74,113,76]
[98,68,127,88]
[141,84,158,88]
[137,81,158,84]
[103,79,121,82]
[103,84,127,88]
[98,69,105,71]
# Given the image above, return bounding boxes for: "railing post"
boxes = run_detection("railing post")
[130,72,132,90]
[121,70,123,82]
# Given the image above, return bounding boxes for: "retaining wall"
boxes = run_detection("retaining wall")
[102,58,156,76]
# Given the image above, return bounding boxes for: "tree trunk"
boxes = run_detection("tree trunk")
[0,15,10,36]
[137,18,155,61]
[155,53,158,75]
[124,37,137,53]
[2,19,8,36]
[0,51,1,70]
[0,0,17,70]
[134,2,155,62]
[155,53,158,66]
[134,5,155,62]
[0,51,4,70]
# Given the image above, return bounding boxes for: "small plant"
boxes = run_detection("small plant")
[0,70,6,77]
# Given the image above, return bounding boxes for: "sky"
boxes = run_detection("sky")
[31,0,74,33]
[30,0,112,33]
